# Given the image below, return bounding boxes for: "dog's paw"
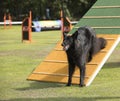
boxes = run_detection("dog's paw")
[79,84,85,87]
[66,83,71,87]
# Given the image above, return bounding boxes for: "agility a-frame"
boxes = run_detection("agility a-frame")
[27,0,120,86]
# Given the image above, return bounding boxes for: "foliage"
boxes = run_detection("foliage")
[0,0,96,21]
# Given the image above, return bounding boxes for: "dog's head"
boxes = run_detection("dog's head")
[61,33,73,51]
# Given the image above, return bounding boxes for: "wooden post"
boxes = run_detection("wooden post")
[4,13,6,29]
[60,10,64,39]
[8,13,12,28]
[22,11,32,43]
[29,11,32,42]
[4,13,12,29]
[60,10,72,39]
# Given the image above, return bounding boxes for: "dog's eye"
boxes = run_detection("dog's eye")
[61,43,63,46]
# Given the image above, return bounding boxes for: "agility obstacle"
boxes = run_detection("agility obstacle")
[22,11,32,42]
[32,20,61,32]
[22,11,62,42]
[60,10,72,34]
[4,13,12,29]
[22,10,70,42]
[27,0,120,86]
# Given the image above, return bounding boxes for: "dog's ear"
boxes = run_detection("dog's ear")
[63,32,67,39]
[72,31,78,39]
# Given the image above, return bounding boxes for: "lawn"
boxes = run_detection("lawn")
[0,26,120,101]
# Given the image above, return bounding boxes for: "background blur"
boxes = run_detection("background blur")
[0,0,97,21]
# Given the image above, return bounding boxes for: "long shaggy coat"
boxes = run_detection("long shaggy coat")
[62,26,107,87]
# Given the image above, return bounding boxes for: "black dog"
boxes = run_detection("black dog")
[61,26,107,87]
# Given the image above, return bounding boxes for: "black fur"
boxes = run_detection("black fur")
[61,26,107,87]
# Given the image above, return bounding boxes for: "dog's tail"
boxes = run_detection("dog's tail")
[99,37,107,49]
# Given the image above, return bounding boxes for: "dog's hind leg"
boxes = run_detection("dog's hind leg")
[87,35,96,62]
[67,63,75,86]
[88,49,93,62]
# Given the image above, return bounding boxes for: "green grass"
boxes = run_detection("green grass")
[0,26,120,101]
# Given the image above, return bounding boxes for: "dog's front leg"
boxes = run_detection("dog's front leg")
[67,63,75,86]
[78,55,86,87]
[79,65,86,87]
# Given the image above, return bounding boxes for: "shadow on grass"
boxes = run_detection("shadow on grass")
[8,96,120,101]
[16,81,64,91]
[103,62,120,69]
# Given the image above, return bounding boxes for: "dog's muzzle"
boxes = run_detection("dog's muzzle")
[61,43,69,51]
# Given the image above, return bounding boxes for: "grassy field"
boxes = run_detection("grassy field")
[0,26,120,101]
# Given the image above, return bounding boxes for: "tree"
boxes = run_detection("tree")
[0,0,97,21]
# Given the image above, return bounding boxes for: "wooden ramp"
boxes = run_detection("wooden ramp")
[27,34,120,86]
